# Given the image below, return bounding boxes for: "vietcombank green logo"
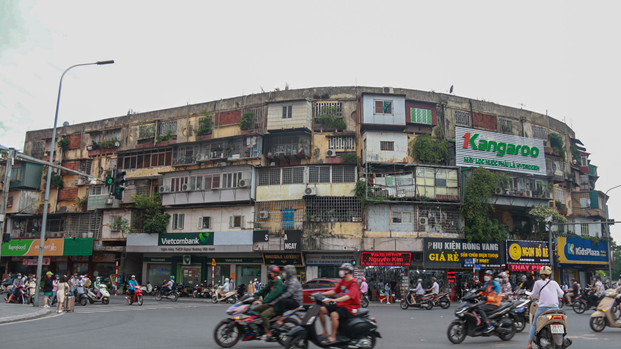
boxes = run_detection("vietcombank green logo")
[462,132,540,158]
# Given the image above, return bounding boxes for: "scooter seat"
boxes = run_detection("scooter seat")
[354,308,369,317]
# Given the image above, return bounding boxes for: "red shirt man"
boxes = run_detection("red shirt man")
[318,263,360,345]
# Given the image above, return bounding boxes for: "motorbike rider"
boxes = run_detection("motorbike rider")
[127,275,137,298]
[526,266,564,349]
[522,272,535,291]
[6,273,24,303]
[426,277,440,295]
[360,277,368,301]
[565,278,580,303]
[93,276,103,298]
[162,276,174,295]
[411,278,424,304]
[252,265,286,341]
[270,265,303,329]
[588,275,605,306]
[219,277,231,298]
[473,276,482,289]
[70,273,79,296]
[476,270,502,334]
[499,272,513,302]
[318,263,361,345]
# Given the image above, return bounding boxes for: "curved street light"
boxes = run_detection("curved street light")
[34,60,114,307]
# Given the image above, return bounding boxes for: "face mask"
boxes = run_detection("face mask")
[281,273,286,278]
[484,276,491,282]
[339,270,345,278]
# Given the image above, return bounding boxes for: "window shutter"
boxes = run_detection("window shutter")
[207,217,212,229]
[241,216,245,229]
[229,216,234,228]
[179,214,184,229]
[198,217,203,229]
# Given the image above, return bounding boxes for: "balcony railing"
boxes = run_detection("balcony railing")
[495,188,553,200]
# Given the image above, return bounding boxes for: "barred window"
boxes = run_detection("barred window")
[32,141,46,158]
[328,135,355,150]
[103,129,121,141]
[282,106,293,119]
[315,102,343,117]
[80,160,92,176]
[380,141,394,151]
[391,211,412,224]
[454,110,470,126]
[332,166,356,183]
[498,119,513,134]
[90,186,105,196]
[305,196,362,222]
[159,121,177,136]
[532,125,548,140]
[259,168,281,186]
[282,167,305,184]
[580,224,590,236]
[139,125,156,139]
[410,108,432,124]
[555,189,566,203]
[309,166,330,183]
[374,100,393,114]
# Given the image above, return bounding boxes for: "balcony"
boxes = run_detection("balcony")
[265,135,310,164]
[363,167,460,203]
[172,136,262,166]
[572,191,607,219]
[7,212,102,240]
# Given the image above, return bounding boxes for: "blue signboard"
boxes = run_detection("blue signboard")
[474,264,481,271]
[464,258,474,267]
[557,237,609,265]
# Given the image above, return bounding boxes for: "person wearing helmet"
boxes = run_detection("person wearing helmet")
[252,265,286,341]
[218,277,231,298]
[359,277,368,298]
[127,275,138,298]
[587,274,605,306]
[523,272,535,292]
[499,272,513,302]
[43,272,54,308]
[426,277,440,295]
[473,275,482,289]
[411,278,424,304]
[93,276,103,298]
[318,263,361,345]
[526,266,564,349]
[270,265,303,329]
[162,276,174,295]
[6,273,24,303]
[477,270,502,334]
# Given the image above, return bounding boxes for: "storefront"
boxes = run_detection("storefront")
[262,252,306,282]
[506,240,550,285]
[556,236,609,286]
[423,238,506,299]
[1,238,94,276]
[360,252,411,300]
[305,253,355,279]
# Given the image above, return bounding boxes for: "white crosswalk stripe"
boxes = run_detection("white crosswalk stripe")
[67,301,210,314]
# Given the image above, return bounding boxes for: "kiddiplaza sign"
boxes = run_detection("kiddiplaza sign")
[455,126,546,175]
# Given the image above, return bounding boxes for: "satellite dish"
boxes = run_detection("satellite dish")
[449,85,454,94]
[63,121,70,127]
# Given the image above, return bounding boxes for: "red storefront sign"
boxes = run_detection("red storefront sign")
[508,264,546,272]
[360,252,411,266]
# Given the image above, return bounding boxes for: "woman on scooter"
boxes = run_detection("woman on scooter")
[526,266,564,349]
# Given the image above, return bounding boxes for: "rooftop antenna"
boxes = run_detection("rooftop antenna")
[519,103,526,109]
[449,85,453,94]
[260,86,265,93]
[63,121,70,127]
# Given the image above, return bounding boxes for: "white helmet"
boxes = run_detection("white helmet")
[225,278,229,282]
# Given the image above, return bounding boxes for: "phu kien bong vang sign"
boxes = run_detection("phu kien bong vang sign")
[455,126,546,176]
[423,238,505,268]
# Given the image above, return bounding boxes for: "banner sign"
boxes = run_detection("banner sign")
[455,126,546,175]
[253,231,269,243]
[23,257,51,266]
[284,230,302,251]
[214,258,264,264]
[423,238,504,268]
[158,233,214,246]
[143,257,172,263]
[262,252,305,267]
[1,238,93,257]
[507,240,550,265]
[557,237,609,265]
[508,264,545,272]
[306,254,354,266]
[360,252,411,266]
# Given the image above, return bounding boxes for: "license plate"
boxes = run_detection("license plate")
[550,324,564,334]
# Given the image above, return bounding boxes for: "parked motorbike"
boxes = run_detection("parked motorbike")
[155,286,179,302]
[446,290,516,344]
[531,307,572,348]
[213,295,302,348]
[510,297,531,332]
[86,285,111,305]
[590,288,621,332]
[212,288,239,304]
[140,282,153,295]
[361,292,369,308]
[400,291,434,310]
[285,292,381,349]
[193,282,207,298]
[3,285,27,304]
[573,289,602,314]
[151,285,161,297]
[176,283,190,297]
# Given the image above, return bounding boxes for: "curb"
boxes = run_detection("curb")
[0,308,51,325]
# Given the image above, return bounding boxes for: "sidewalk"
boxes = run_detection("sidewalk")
[0,300,52,324]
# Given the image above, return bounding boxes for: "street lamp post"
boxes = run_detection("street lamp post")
[604,184,621,285]
[34,60,114,307]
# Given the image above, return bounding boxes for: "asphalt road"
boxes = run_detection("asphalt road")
[0,297,618,348]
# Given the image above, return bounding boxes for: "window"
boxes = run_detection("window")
[90,186,105,196]
[374,100,393,114]
[170,177,189,192]
[259,168,281,186]
[532,125,548,141]
[189,175,203,190]
[223,172,243,188]
[10,165,22,182]
[499,119,513,134]
[315,102,342,117]
[282,167,305,184]
[555,189,566,203]
[198,216,212,229]
[203,174,221,190]
[32,141,46,158]
[229,215,245,228]
[302,281,318,290]
[416,167,459,199]
[159,121,177,137]
[7,196,13,208]
[172,213,185,230]
[328,135,355,150]
[309,166,330,183]
[411,108,432,124]
[48,219,65,232]
[119,148,173,169]
[580,197,591,208]
[80,160,92,176]
[305,197,362,222]
[580,156,588,167]
[580,223,590,236]
[332,166,356,183]
[380,141,394,151]
[391,211,412,224]
[139,125,156,139]
[109,216,122,231]
[454,110,470,126]
[282,106,293,119]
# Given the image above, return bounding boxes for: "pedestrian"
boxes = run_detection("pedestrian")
[57,276,69,313]
[50,274,59,306]
[246,280,255,295]
[384,283,391,304]
[43,272,54,308]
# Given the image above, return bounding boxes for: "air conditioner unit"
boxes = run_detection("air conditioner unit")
[326,149,336,157]
[158,186,170,193]
[195,154,205,161]
[259,211,270,219]
[383,87,394,94]
[217,162,227,167]
[525,190,533,197]
[182,184,190,191]
[304,187,317,196]
[105,197,114,205]
[269,162,276,167]
[419,225,428,232]
[238,179,250,188]
[494,188,503,195]
[419,217,428,226]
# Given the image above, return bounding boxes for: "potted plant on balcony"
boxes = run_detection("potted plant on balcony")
[297,138,308,156]
[58,138,70,151]
[195,110,213,140]
[240,111,254,131]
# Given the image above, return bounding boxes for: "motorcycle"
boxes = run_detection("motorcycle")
[140,282,154,295]
[400,291,435,310]
[446,290,516,344]
[127,285,144,306]
[86,285,111,305]
[213,295,303,348]
[510,297,531,332]
[3,285,27,304]
[212,287,239,304]
[573,289,602,314]
[285,292,381,349]
[590,288,621,332]
[176,283,190,297]
[76,286,89,306]
[361,292,369,308]
[155,286,179,302]
[193,282,207,298]
[431,292,451,309]
[531,307,572,348]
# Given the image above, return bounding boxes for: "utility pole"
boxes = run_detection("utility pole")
[0,148,16,262]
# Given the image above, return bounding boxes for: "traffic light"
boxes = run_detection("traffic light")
[105,170,115,194]
[351,260,357,266]
[113,170,126,200]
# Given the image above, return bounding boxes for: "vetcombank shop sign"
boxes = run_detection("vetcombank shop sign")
[455,126,546,175]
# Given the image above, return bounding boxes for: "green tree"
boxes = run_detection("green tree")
[529,205,568,240]
[410,128,449,164]
[461,167,509,242]
[131,194,170,234]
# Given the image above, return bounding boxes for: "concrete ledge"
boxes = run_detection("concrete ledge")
[0,308,51,325]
